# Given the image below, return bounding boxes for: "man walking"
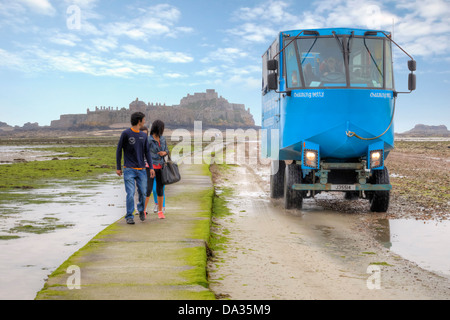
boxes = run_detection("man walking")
[116,112,155,224]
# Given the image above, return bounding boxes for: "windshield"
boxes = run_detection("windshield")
[283,36,393,89]
[297,37,346,87]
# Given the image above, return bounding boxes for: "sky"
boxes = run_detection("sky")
[0,0,449,133]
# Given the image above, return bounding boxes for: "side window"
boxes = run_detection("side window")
[262,52,268,92]
[284,41,301,88]
[262,39,279,94]
[385,41,394,89]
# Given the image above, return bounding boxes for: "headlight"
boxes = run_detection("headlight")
[303,149,318,168]
[306,152,316,160]
[370,150,383,169]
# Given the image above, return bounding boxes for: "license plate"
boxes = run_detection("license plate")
[331,184,356,191]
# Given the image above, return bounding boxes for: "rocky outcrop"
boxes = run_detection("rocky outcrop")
[0,121,13,131]
[51,89,255,129]
[400,124,450,137]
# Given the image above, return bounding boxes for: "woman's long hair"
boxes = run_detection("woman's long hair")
[150,120,165,137]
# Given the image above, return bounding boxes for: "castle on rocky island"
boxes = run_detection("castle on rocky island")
[50,89,255,129]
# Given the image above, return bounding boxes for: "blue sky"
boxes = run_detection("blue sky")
[0,0,449,133]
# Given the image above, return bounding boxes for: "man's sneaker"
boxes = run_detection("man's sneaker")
[126,218,135,225]
[153,204,158,213]
[139,211,146,221]
[157,211,165,219]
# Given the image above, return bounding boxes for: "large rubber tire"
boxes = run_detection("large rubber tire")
[284,163,303,210]
[369,167,390,212]
[270,160,285,199]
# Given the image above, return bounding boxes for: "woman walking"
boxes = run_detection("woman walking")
[147,120,169,219]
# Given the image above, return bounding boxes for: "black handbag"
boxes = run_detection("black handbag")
[161,154,181,185]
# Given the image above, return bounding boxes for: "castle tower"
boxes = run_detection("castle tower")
[129,98,147,112]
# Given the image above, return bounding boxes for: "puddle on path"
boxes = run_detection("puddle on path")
[374,218,450,277]
[0,175,125,300]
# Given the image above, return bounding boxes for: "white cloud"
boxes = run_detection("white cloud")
[0,48,27,70]
[228,1,294,44]
[64,0,99,8]
[314,0,450,58]
[227,23,278,43]
[227,75,260,90]
[107,22,147,40]
[201,47,248,63]
[0,1,47,31]
[391,0,450,56]
[104,4,192,41]
[49,33,82,47]
[318,0,397,30]
[146,3,181,22]
[164,72,186,79]
[0,1,194,81]
[174,26,194,34]
[0,46,154,78]
[17,0,55,16]
[0,1,26,17]
[228,0,450,58]
[38,50,154,77]
[151,51,194,63]
[400,34,450,57]
[222,64,261,89]
[120,45,193,63]
[90,37,118,52]
[396,0,450,21]
[194,59,260,91]
[195,66,223,77]
[140,20,170,35]
[234,0,296,24]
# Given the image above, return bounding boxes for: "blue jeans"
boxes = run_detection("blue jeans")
[123,168,147,220]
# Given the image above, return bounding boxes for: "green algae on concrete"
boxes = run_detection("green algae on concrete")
[0,146,117,190]
[35,163,216,300]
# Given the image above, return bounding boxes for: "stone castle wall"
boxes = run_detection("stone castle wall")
[51,89,255,129]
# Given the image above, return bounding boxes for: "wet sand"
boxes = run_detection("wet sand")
[0,145,66,164]
[208,143,450,299]
[0,175,125,300]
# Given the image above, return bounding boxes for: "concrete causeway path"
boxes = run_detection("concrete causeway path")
[35,163,215,300]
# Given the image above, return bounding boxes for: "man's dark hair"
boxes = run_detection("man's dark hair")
[130,112,145,126]
[150,119,165,137]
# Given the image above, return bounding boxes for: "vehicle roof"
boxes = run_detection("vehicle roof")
[280,28,390,37]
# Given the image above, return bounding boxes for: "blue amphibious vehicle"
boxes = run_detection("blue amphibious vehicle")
[261,28,416,211]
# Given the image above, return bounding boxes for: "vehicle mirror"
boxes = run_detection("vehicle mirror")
[267,59,278,71]
[408,73,416,91]
[268,73,278,90]
[408,60,416,72]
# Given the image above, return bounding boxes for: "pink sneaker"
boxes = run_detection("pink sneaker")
[157,211,165,219]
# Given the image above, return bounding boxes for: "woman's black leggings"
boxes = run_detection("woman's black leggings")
[146,168,164,197]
